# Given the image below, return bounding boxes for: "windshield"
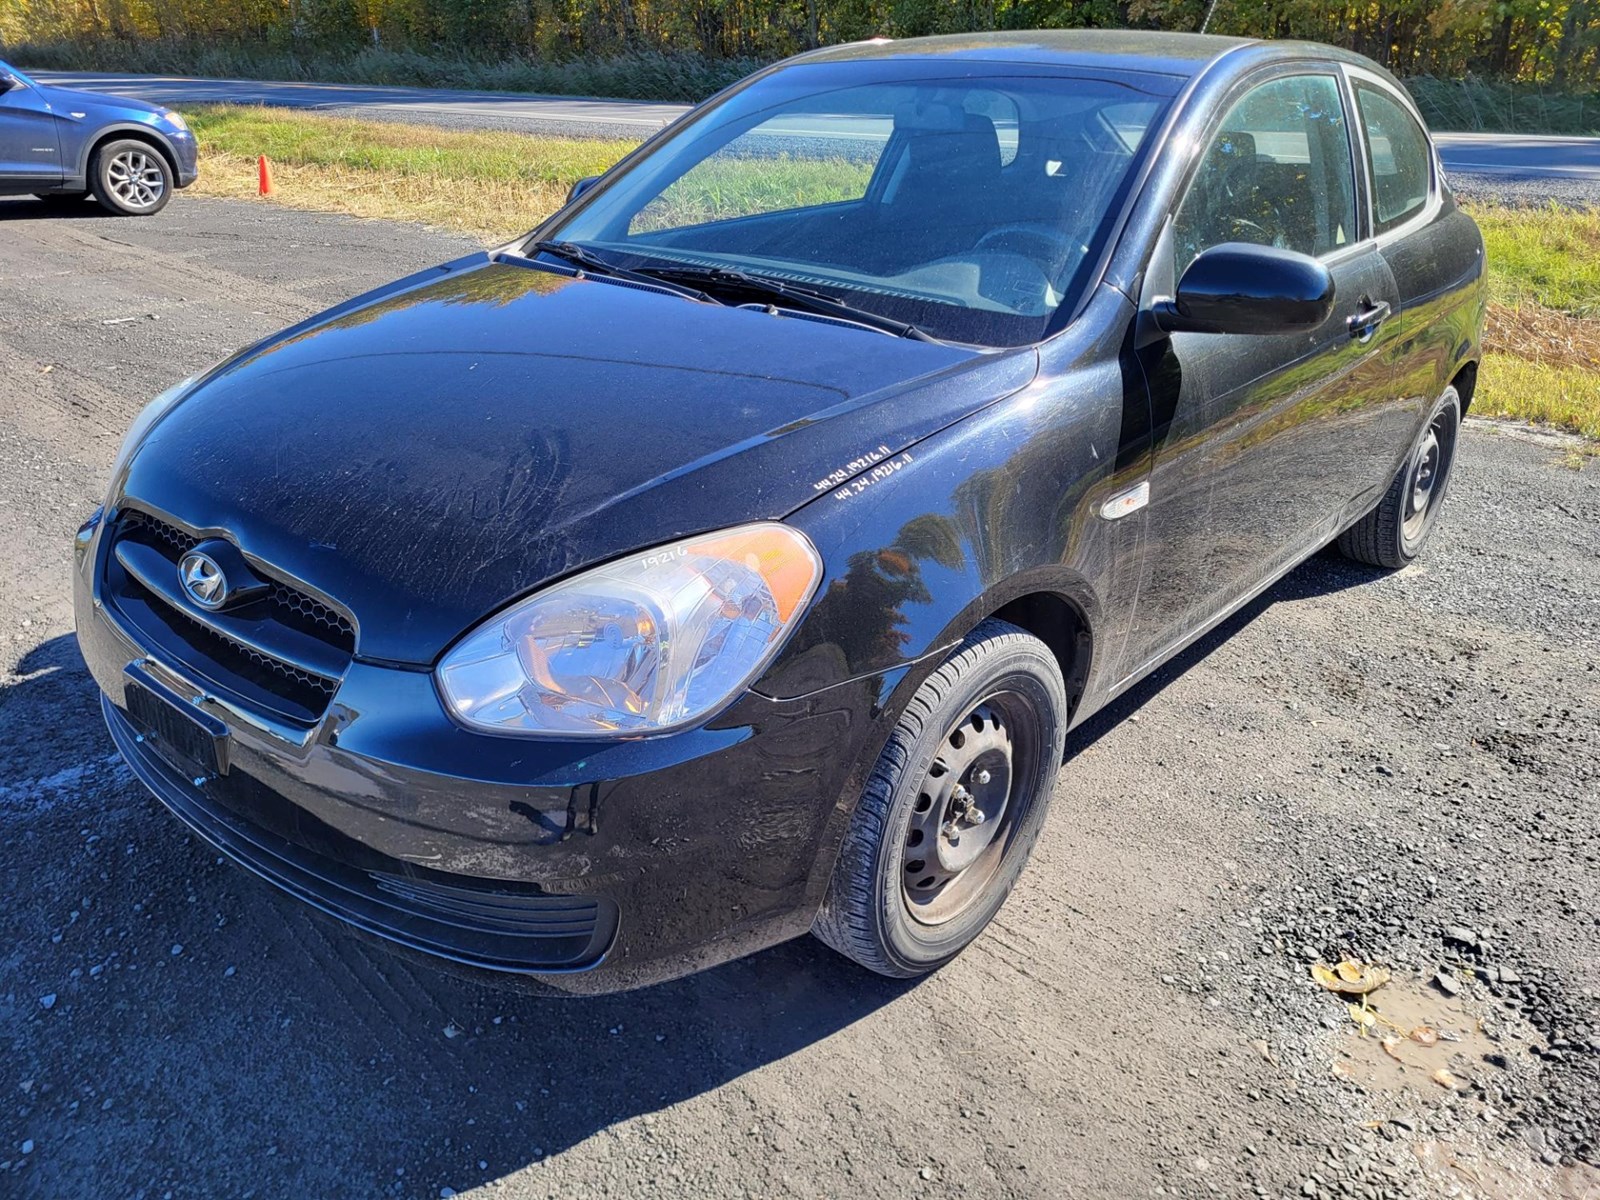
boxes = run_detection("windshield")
[531,64,1171,347]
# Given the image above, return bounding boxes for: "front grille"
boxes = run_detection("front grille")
[105,508,355,723]
[120,511,356,648]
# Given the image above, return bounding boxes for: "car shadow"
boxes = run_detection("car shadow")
[4,545,1383,1193]
[2,633,915,1196]
[0,196,118,220]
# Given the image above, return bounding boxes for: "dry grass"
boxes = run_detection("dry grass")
[186,105,634,242]
[1484,301,1600,373]
[192,154,569,243]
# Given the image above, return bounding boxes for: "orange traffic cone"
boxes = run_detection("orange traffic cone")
[258,155,273,196]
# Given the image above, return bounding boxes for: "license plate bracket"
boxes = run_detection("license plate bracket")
[123,663,230,779]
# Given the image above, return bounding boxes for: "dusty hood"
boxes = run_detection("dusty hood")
[119,257,1036,662]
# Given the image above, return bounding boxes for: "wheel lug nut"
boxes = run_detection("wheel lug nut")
[975,769,991,785]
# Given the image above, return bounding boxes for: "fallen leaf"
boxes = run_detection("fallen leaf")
[1410,1027,1439,1047]
[1312,961,1391,995]
[1431,1068,1464,1091]
[1332,1060,1352,1079]
[1347,1003,1377,1033]
[1381,1036,1405,1062]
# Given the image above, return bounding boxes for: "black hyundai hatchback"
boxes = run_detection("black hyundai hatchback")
[75,31,1485,992]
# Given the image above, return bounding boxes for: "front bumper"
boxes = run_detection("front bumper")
[74,512,898,993]
[168,130,198,188]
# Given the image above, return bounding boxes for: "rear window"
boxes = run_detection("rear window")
[1355,84,1432,233]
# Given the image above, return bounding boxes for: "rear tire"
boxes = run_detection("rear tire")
[90,139,173,216]
[1337,385,1461,569]
[813,619,1068,979]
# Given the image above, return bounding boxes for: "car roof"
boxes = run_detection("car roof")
[792,30,1385,84]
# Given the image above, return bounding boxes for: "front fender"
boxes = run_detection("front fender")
[67,120,185,185]
[761,285,1150,711]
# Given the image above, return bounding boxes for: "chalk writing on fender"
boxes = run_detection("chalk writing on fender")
[833,452,912,500]
[813,444,893,493]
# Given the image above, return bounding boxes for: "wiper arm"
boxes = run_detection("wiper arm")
[638,265,941,343]
[525,241,719,305]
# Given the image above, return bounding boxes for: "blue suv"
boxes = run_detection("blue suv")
[0,60,197,215]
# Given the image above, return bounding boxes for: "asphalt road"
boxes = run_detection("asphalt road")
[28,69,1600,184]
[2,192,1598,1199]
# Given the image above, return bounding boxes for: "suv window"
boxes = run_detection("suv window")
[1354,83,1432,233]
[1174,74,1356,273]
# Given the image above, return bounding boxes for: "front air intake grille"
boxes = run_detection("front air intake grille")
[119,511,356,650]
[104,507,355,723]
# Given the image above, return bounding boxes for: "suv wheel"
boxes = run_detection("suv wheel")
[91,140,173,216]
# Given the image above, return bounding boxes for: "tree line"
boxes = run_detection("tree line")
[4,0,1597,89]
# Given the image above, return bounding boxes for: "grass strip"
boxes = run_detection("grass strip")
[187,105,634,242]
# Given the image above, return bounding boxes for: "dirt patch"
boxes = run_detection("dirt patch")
[1324,973,1521,1098]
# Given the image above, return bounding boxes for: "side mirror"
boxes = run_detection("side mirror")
[0,74,17,94]
[567,175,601,205]
[1153,243,1334,336]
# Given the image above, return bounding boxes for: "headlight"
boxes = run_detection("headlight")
[107,375,196,491]
[161,111,189,133]
[437,523,822,737]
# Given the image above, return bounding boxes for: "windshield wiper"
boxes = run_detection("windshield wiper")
[524,241,719,304]
[636,265,941,343]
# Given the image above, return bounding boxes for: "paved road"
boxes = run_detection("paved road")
[2,193,1598,1199]
[31,70,685,140]
[28,69,1600,181]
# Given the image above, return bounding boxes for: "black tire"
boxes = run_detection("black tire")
[813,618,1068,978]
[1337,385,1461,569]
[89,139,173,216]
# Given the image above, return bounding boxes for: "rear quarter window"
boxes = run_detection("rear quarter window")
[1355,83,1432,234]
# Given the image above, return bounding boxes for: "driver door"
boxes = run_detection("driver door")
[1120,70,1401,678]
[0,67,62,187]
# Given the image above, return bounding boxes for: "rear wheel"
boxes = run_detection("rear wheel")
[1337,385,1461,569]
[813,619,1068,978]
[90,140,172,216]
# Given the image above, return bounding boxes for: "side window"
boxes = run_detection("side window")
[1355,83,1432,233]
[1174,74,1356,274]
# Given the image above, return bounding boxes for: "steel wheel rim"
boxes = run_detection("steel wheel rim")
[1403,419,1446,543]
[107,150,165,210]
[901,690,1037,926]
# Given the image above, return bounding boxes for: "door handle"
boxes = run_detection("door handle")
[1347,299,1391,342]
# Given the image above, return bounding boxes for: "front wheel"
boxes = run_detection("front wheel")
[813,619,1068,978]
[90,140,173,216]
[1337,385,1461,569]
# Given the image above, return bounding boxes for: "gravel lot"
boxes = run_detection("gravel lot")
[1,194,1597,1200]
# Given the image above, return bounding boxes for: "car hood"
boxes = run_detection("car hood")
[120,257,1038,663]
[36,84,170,119]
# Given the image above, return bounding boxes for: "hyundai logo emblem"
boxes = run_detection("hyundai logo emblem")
[178,549,229,610]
